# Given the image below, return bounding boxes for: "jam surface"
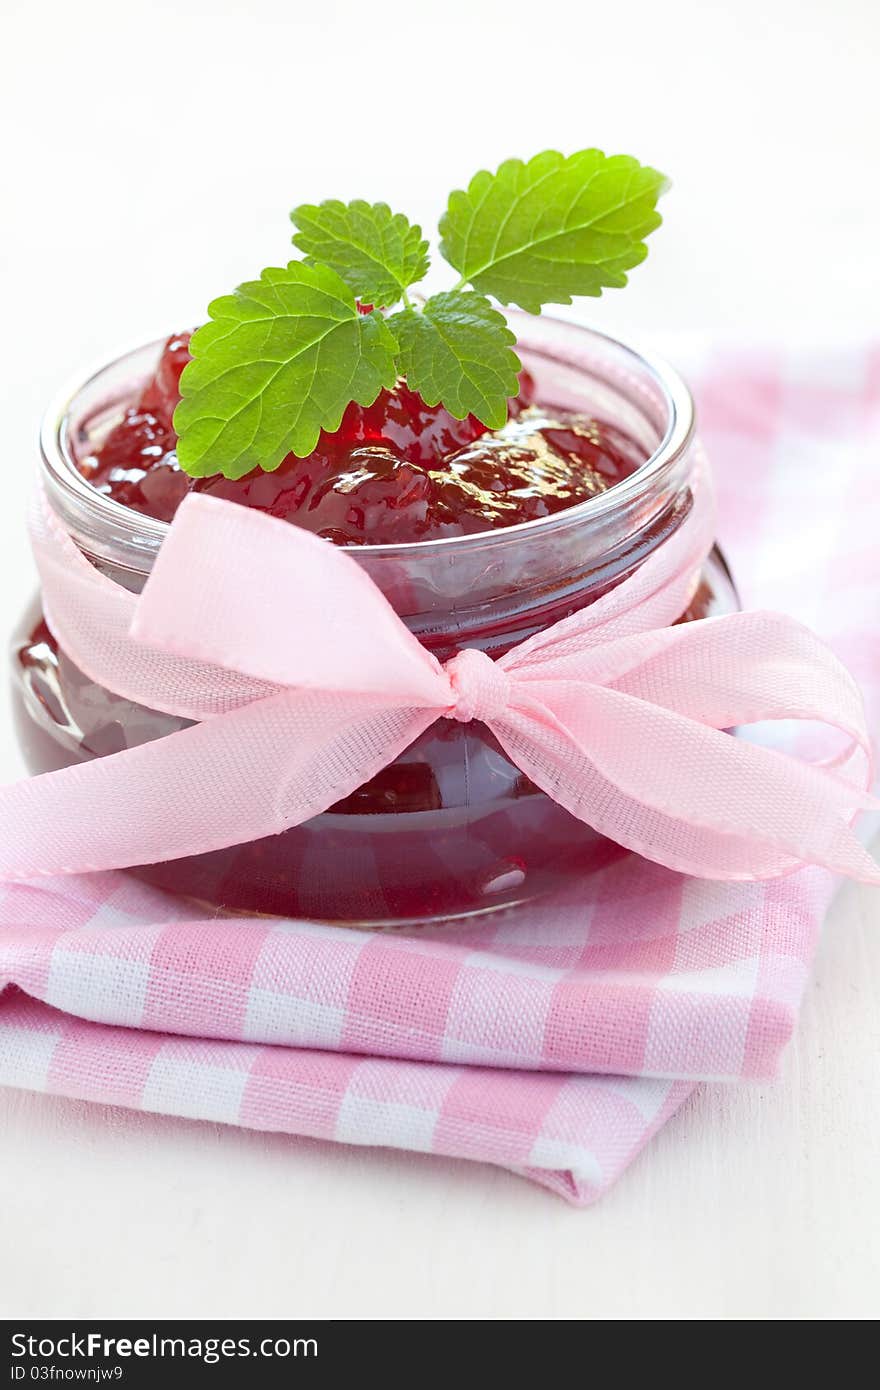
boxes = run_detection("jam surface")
[78,333,647,541]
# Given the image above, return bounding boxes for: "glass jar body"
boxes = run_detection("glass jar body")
[12,319,738,925]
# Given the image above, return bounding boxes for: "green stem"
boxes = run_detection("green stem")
[401,288,414,309]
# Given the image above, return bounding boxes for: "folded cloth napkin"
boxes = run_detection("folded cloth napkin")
[1,342,877,1204]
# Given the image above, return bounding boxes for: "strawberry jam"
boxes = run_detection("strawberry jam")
[16,323,738,924]
[78,333,646,540]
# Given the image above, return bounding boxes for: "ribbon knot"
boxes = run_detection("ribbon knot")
[445,648,511,724]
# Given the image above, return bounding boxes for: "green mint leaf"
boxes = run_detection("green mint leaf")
[387,292,520,430]
[439,149,668,312]
[290,199,430,308]
[174,261,399,479]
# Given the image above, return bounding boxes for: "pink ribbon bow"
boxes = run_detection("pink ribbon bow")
[1,484,877,885]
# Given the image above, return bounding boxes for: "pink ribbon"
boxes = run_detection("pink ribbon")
[2,482,878,885]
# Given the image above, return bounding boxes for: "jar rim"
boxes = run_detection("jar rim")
[39,313,694,566]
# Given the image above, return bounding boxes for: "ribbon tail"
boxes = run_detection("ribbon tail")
[0,692,437,882]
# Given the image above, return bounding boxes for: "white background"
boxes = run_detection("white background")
[1,0,879,1321]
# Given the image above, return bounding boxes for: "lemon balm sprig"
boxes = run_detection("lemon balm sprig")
[174,150,668,481]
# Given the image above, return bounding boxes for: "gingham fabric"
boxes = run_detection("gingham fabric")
[1,343,878,1203]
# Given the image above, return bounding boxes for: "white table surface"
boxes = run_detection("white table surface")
[1,0,878,1322]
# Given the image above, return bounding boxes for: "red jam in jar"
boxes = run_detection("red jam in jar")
[13,318,737,925]
[79,333,647,541]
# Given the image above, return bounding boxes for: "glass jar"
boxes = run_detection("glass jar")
[11,316,737,926]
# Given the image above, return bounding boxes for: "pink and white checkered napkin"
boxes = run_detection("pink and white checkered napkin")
[1,343,878,1204]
